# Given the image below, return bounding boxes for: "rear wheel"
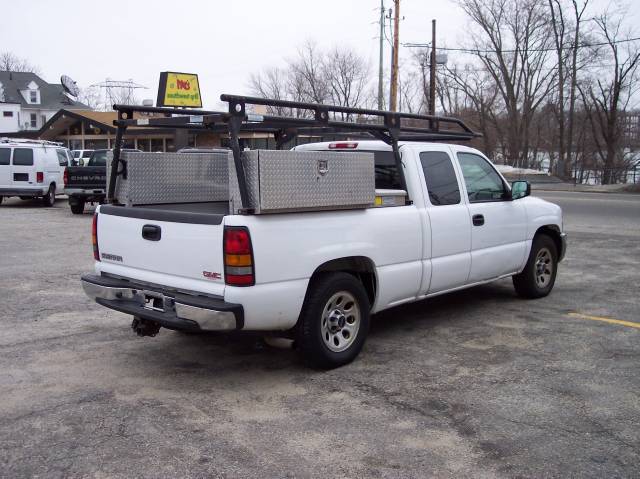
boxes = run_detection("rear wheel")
[296,272,370,369]
[513,234,558,298]
[42,184,55,207]
[70,199,85,214]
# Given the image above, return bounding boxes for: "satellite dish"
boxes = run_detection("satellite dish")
[61,75,80,97]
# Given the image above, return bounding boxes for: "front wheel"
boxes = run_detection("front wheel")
[513,234,558,299]
[42,184,56,207]
[296,272,370,369]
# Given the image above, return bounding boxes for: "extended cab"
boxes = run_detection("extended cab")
[82,138,566,368]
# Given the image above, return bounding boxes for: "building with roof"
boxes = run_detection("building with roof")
[0,71,90,134]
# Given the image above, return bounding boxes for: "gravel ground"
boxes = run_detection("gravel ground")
[0,192,638,478]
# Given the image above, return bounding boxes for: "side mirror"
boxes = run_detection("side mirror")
[511,180,531,200]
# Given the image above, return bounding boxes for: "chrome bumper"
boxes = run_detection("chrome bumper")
[81,274,243,331]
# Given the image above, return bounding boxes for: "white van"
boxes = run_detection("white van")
[0,138,67,206]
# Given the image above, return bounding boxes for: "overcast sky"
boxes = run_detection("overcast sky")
[1,0,638,109]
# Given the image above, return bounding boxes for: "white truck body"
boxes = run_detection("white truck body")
[84,140,565,334]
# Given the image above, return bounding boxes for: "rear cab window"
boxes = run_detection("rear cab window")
[57,149,69,166]
[372,151,403,190]
[0,148,10,165]
[88,150,107,166]
[12,148,34,166]
[420,151,461,206]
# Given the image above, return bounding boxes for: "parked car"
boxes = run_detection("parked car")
[70,149,94,166]
[0,138,68,206]
[64,148,140,214]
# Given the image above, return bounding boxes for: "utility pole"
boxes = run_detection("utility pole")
[429,19,436,116]
[377,0,385,111]
[389,0,400,112]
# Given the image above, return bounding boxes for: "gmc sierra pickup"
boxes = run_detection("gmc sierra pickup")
[81,139,566,368]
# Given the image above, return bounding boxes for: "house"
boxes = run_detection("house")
[0,71,90,134]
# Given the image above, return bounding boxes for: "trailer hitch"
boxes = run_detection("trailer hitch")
[131,316,161,337]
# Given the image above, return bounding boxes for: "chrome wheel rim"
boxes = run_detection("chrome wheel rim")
[535,247,553,288]
[321,291,360,353]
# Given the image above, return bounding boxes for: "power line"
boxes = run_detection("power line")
[403,36,640,53]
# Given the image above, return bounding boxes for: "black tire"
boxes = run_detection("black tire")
[513,234,558,299]
[70,200,85,215]
[296,272,370,369]
[0,196,3,205]
[42,184,55,207]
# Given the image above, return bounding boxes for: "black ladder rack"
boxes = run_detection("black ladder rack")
[108,94,481,210]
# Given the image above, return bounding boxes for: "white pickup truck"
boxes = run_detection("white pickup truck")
[81,135,565,368]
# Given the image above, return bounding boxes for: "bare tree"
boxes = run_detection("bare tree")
[0,52,40,74]
[457,0,556,166]
[288,41,329,104]
[77,86,101,110]
[440,64,500,156]
[323,47,371,118]
[580,10,640,184]
[565,0,590,179]
[249,67,291,115]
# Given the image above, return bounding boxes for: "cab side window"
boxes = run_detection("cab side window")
[420,151,461,206]
[457,152,507,203]
[0,148,10,165]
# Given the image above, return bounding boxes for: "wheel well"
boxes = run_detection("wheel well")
[535,225,562,255]
[311,256,377,307]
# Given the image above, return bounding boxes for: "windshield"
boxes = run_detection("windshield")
[88,150,108,167]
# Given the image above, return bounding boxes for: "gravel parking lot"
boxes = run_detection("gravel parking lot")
[1,192,639,478]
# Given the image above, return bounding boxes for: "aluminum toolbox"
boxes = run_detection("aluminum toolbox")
[229,150,375,214]
[108,150,229,206]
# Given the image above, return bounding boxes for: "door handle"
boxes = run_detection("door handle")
[142,224,161,241]
[472,214,485,226]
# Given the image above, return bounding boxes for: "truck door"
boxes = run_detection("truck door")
[417,149,472,294]
[455,151,527,282]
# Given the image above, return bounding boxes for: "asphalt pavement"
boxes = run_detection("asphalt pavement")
[0,192,638,478]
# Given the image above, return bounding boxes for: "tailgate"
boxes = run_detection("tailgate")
[96,205,226,296]
[67,166,106,189]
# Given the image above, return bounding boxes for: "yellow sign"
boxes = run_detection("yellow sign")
[156,72,202,108]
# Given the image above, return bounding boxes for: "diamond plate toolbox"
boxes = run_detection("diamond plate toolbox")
[108,151,229,206]
[229,150,375,214]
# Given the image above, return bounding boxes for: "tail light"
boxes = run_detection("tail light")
[92,213,100,261]
[224,227,254,286]
[36,172,44,183]
[328,141,358,149]
[63,169,68,187]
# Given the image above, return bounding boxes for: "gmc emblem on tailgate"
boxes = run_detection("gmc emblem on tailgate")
[203,271,221,280]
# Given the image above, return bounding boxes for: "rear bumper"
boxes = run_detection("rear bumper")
[81,273,243,331]
[0,187,45,197]
[65,187,105,196]
[559,232,567,262]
